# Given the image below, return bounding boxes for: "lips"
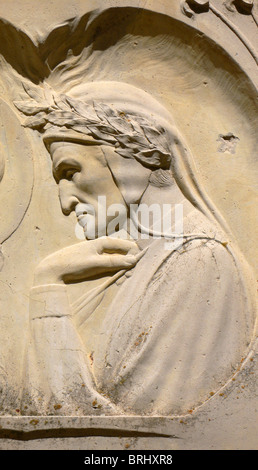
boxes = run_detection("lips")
[75,203,95,230]
[77,215,88,229]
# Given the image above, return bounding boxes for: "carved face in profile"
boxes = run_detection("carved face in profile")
[50,140,152,238]
[14,80,220,238]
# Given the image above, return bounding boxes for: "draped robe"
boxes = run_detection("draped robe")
[22,208,256,416]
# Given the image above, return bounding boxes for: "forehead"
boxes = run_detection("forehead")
[50,140,97,154]
[50,141,103,166]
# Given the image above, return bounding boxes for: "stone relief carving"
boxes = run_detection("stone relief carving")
[12,79,255,416]
[0,4,256,421]
[226,0,254,14]
[0,100,33,246]
[182,0,210,17]
[182,0,257,64]
[182,0,255,16]
[0,143,5,183]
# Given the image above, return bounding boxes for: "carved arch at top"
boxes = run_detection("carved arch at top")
[0,5,257,86]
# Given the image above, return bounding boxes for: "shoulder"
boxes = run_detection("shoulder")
[181,237,230,259]
[162,237,239,283]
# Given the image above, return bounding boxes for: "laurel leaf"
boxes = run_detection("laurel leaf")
[43,83,56,105]
[129,118,143,135]
[15,86,171,165]
[108,117,133,135]
[115,148,134,159]
[66,118,88,127]
[115,134,133,146]
[22,82,46,102]
[93,102,109,123]
[64,96,97,122]
[95,103,117,119]
[136,149,171,168]
[24,113,46,129]
[53,95,70,111]
[95,123,117,135]
[87,126,117,143]
[128,134,148,147]
[141,125,160,142]
[47,111,78,126]
[141,125,170,152]
[14,101,49,115]
[71,126,92,135]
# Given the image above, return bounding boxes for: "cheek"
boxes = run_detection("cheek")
[102,146,151,205]
[77,167,124,207]
[77,166,109,192]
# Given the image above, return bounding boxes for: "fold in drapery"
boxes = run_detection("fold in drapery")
[74,211,255,415]
[22,210,256,416]
[22,284,119,415]
[86,237,254,415]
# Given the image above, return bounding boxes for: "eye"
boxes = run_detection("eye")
[63,168,79,181]
[53,158,81,183]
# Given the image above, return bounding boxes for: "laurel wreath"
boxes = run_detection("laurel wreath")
[14,83,172,169]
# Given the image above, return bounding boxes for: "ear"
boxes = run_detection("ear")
[101,146,151,205]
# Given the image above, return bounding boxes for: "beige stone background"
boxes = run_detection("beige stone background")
[0,0,257,449]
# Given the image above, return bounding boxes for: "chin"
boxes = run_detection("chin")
[84,225,108,240]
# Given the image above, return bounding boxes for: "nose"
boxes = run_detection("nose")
[58,180,79,216]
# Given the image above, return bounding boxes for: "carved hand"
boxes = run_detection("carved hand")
[33,237,142,286]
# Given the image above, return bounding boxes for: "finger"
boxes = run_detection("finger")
[97,237,139,255]
[96,253,137,270]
